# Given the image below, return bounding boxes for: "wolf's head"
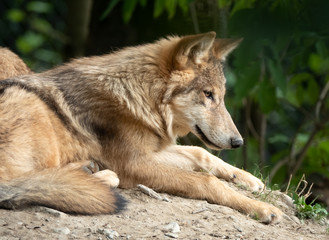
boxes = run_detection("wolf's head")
[164,32,243,150]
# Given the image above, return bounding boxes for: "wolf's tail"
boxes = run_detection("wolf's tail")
[0,166,126,214]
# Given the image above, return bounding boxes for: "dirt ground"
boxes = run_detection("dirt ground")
[0,182,328,240]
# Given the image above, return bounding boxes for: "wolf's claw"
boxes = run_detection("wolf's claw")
[82,161,100,174]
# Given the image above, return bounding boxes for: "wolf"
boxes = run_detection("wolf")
[0,32,282,223]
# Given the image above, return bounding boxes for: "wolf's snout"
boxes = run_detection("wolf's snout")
[231,138,243,148]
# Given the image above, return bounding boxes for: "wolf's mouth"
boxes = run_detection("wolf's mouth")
[195,125,221,149]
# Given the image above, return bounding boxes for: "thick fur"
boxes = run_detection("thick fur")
[0,33,282,223]
[0,47,31,80]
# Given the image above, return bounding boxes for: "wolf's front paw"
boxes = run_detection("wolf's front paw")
[93,169,120,188]
[231,170,265,192]
[253,202,283,224]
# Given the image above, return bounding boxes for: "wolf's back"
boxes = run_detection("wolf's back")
[0,166,126,214]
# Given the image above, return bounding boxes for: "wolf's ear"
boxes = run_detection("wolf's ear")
[213,38,243,61]
[173,32,216,69]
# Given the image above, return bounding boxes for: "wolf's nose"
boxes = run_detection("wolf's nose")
[231,138,243,148]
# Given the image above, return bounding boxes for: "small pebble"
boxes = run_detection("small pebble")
[98,228,119,239]
[37,207,67,218]
[53,227,70,235]
[291,216,301,224]
[283,196,295,208]
[161,222,180,233]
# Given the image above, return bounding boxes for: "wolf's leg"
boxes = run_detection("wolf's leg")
[154,145,264,192]
[118,154,282,224]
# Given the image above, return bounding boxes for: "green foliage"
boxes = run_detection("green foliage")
[6,9,26,22]
[100,0,120,20]
[27,1,52,13]
[101,0,190,23]
[121,0,140,23]
[225,0,329,186]
[16,31,44,54]
[2,0,65,71]
[267,58,286,96]
[293,194,328,221]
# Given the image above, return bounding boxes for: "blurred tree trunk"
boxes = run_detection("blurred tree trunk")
[66,0,93,59]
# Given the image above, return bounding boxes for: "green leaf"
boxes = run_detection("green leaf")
[307,78,319,104]
[295,84,304,106]
[268,134,290,144]
[6,9,25,22]
[315,40,328,59]
[16,32,44,54]
[319,141,329,155]
[289,72,318,106]
[257,80,276,114]
[308,53,329,75]
[123,0,139,23]
[31,18,52,33]
[165,0,177,19]
[177,0,189,14]
[218,0,231,8]
[27,1,52,13]
[294,133,309,153]
[267,59,287,96]
[309,53,323,74]
[100,0,120,20]
[34,49,61,63]
[154,0,166,18]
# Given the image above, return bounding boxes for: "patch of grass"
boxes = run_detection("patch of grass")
[251,212,260,221]
[292,193,328,221]
[252,189,271,201]
[236,183,248,190]
[286,174,328,222]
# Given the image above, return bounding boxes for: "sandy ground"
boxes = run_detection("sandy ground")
[0,182,328,240]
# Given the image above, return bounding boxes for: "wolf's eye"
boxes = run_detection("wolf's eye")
[203,90,214,100]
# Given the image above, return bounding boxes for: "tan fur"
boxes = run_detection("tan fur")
[0,47,32,80]
[0,32,282,223]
